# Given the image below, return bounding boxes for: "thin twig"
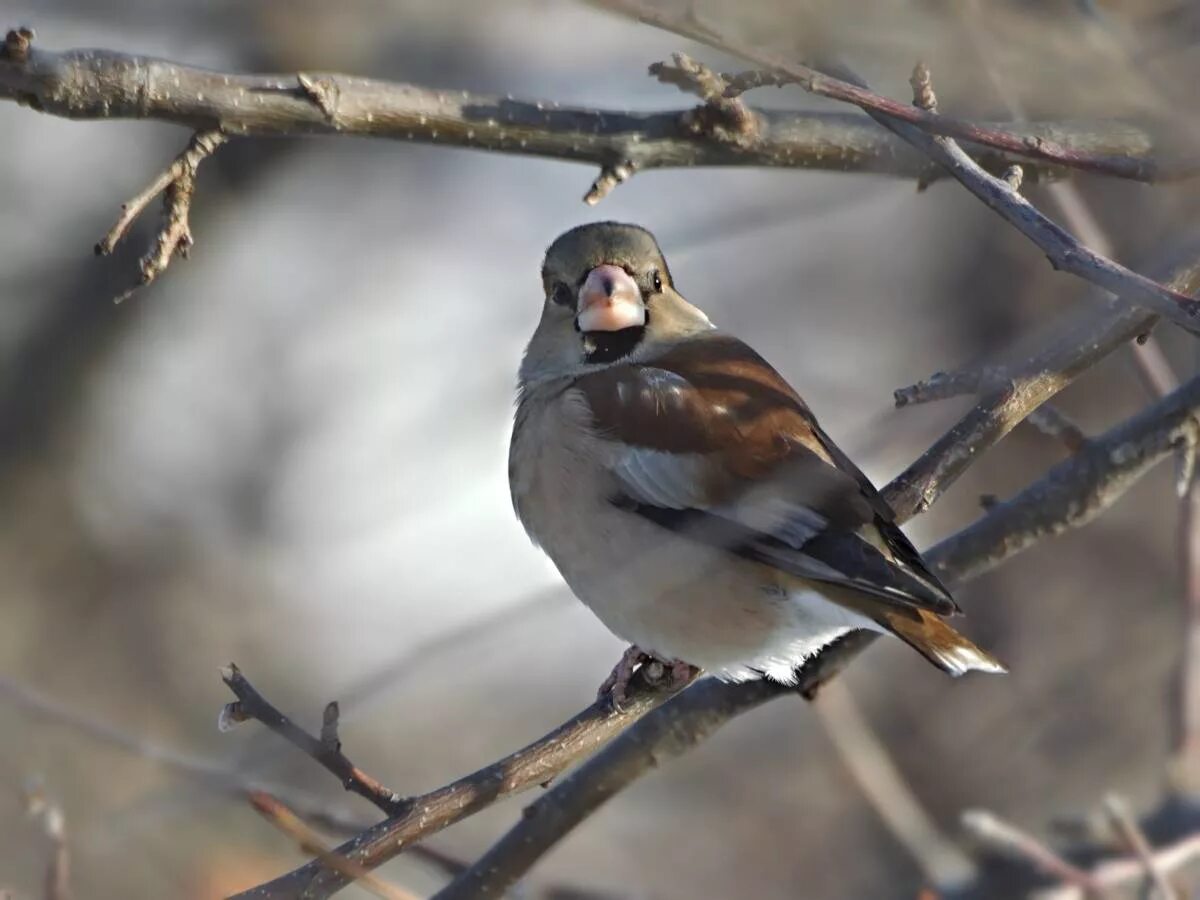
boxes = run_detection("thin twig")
[219,664,406,816]
[23,783,70,900]
[870,66,1200,334]
[1025,405,1089,453]
[961,809,1103,894]
[1103,794,1180,899]
[0,648,582,895]
[814,681,977,891]
[0,671,375,834]
[248,792,418,900]
[94,129,227,302]
[1038,831,1200,899]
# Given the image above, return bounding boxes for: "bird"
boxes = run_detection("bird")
[509,221,1004,703]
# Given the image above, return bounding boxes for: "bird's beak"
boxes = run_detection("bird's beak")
[576,265,645,333]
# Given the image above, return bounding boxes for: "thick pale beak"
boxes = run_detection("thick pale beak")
[576,264,645,333]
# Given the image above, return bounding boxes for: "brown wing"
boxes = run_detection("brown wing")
[575,333,957,615]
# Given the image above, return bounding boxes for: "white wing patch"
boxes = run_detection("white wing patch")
[611,448,831,548]
[726,489,827,548]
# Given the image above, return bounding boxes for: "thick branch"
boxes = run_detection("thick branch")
[930,374,1200,582]
[0,29,1180,183]
[884,247,1200,521]
[894,233,1200,410]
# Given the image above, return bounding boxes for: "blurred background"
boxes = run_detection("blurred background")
[3,1,1200,897]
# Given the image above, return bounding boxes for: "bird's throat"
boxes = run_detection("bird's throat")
[581,325,645,365]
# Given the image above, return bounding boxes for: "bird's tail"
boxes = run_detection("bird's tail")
[877,607,1006,676]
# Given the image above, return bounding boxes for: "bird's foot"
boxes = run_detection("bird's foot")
[598,645,652,707]
[598,646,700,708]
[665,658,700,691]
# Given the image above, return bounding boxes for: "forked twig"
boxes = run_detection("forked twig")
[94,129,227,302]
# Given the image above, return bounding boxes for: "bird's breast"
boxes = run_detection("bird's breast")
[509,386,602,546]
[509,385,776,654]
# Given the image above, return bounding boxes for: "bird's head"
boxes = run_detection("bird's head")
[519,222,713,383]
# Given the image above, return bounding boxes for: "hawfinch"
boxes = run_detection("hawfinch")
[510,222,1004,700]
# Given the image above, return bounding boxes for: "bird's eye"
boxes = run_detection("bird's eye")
[650,270,663,293]
[551,282,574,307]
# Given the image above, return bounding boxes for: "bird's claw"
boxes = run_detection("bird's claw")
[598,645,700,708]
[598,645,652,707]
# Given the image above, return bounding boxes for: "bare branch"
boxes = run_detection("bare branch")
[891,239,1200,414]
[961,809,1103,894]
[593,1,1198,182]
[0,670,375,834]
[814,681,977,891]
[228,666,689,900]
[248,792,418,900]
[7,27,1199,304]
[430,675,796,900]
[219,664,406,816]
[930,374,1200,582]
[867,63,1200,334]
[1103,794,1181,899]
[886,204,1200,519]
[0,27,1182,186]
[1039,832,1200,899]
[595,6,1200,333]
[1025,405,1089,454]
